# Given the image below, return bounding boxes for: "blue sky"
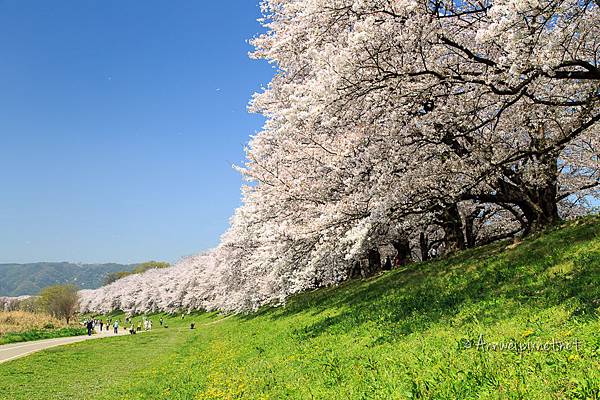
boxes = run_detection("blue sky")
[0,1,274,264]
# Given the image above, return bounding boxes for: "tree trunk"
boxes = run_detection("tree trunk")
[464,217,476,248]
[503,140,561,234]
[392,238,412,266]
[441,203,466,252]
[359,260,370,279]
[519,185,560,235]
[467,174,561,237]
[463,208,481,249]
[518,153,561,234]
[419,232,430,261]
[349,261,362,279]
[463,127,562,237]
[366,248,382,275]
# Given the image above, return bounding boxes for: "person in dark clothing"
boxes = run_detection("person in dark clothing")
[86,320,94,336]
[99,321,104,331]
[383,255,393,271]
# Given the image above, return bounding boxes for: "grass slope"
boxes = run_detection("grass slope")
[1,217,599,399]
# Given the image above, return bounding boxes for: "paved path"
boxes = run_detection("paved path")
[0,327,128,364]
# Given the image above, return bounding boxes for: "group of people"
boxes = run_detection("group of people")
[82,318,121,335]
[122,316,155,334]
[82,314,196,337]
[82,316,157,336]
[126,317,153,334]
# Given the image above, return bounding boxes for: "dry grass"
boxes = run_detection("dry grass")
[0,311,67,336]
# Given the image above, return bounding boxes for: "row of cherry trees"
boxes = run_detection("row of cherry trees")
[80,0,599,314]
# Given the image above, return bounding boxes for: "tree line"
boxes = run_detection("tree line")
[81,0,599,314]
[1,285,79,324]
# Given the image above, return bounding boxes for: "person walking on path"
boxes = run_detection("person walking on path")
[86,320,93,336]
[113,320,119,334]
[99,320,104,331]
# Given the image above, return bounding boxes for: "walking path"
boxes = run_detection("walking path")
[0,315,232,364]
[0,327,127,364]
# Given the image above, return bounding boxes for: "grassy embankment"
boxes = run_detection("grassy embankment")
[0,311,86,345]
[0,216,599,399]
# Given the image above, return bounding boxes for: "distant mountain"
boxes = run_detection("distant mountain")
[0,262,138,296]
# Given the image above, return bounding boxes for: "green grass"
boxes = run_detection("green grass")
[1,217,599,399]
[0,327,87,345]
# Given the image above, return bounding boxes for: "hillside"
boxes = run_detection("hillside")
[0,262,137,296]
[0,217,599,399]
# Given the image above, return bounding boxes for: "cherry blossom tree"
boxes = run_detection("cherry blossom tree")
[80,0,599,314]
